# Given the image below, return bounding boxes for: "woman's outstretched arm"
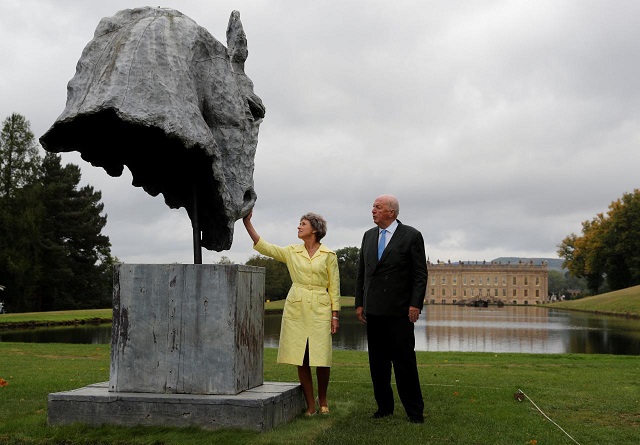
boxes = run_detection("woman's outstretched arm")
[243,210,260,245]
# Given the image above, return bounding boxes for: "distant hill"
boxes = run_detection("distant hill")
[491,257,565,272]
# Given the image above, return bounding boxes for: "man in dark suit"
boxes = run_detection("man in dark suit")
[355,194,428,423]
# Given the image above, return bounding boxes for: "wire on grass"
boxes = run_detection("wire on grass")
[517,389,582,445]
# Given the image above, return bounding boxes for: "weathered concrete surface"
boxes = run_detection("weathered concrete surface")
[48,381,305,432]
[39,7,266,251]
[110,264,264,395]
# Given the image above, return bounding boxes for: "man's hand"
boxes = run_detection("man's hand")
[356,306,367,324]
[409,306,420,323]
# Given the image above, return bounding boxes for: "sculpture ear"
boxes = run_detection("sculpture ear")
[227,10,248,72]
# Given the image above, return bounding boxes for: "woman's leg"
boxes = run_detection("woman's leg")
[297,341,316,414]
[316,366,330,408]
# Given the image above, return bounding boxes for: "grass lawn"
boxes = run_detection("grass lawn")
[0,309,112,326]
[546,285,640,317]
[0,343,638,444]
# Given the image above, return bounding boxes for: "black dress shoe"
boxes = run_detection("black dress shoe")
[372,411,393,419]
[408,415,424,424]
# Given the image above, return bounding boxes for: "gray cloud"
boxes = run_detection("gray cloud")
[2,0,638,267]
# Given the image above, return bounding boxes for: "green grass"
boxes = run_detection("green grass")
[546,284,640,317]
[0,343,638,444]
[0,309,112,326]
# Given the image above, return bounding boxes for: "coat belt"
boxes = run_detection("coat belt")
[292,282,327,292]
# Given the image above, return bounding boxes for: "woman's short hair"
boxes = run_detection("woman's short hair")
[301,212,327,241]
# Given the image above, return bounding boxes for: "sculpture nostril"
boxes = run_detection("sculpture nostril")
[243,188,256,204]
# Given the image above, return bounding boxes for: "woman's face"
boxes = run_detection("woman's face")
[297,219,316,240]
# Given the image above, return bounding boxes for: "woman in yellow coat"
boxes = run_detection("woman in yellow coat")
[243,210,340,416]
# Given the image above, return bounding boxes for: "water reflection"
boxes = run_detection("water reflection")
[266,306,640,355]
[0,324,112,344]
[2,306,640,355]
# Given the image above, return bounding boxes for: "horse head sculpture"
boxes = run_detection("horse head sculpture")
[40,7,265,259]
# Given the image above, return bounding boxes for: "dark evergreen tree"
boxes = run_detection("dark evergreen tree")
[0,183,44,311]
[0,113,43,311]
[0,113,41,198]
[0,113,114,312]
[37,153,113,310]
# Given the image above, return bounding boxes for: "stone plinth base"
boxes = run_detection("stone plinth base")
[48,381,305,432]
[111,264,265,395]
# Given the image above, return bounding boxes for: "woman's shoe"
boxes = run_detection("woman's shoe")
[319,405,330,414]
[304,410,317,417]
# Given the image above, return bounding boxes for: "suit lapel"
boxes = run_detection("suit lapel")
[367,228,379,264]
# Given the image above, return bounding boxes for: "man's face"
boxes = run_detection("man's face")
[372,197,395,229]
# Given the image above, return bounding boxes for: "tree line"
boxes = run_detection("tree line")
[558,189,640,295]
[0,113,114,312]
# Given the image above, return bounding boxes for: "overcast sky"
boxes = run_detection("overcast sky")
[2,0,638,266]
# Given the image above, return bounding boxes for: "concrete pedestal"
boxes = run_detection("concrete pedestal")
[110,264,264,395]
[48,381,305,432]
[47,264,304,431]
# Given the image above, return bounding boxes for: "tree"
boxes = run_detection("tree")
[0,182,44,311]
[548,269,587,299]
[245,254,291,300]
[335,246,359,297]
[547,270,565,296]
[36,153,113,310]
[0,114,114,312]
[0,113,40,198]
[558,189,640,294]
[0,113,43,311]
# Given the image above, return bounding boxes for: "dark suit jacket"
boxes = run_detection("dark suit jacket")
[355,220,428,317]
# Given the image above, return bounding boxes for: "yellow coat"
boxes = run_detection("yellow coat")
[254,238,341,366]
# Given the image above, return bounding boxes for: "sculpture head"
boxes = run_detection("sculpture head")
[40,7,265,252]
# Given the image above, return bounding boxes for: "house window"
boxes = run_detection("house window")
[535,289,539,297]
[453,277,457,285]
[535,277,540,285]
[431,288,435,296]
[524,289,528,297]
[502,277,506,285]
[442,289,446,296]
[463,276,467,285]
[512,289,517,297]
[512,277,517,285]
[442,277,446,285]
[524,277,529,285]
[431,277,435,285]
[453,289,457,296]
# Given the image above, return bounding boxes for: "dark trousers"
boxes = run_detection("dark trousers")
[366,313,424,418]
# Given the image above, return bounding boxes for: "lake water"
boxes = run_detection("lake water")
[2,306,640,355]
